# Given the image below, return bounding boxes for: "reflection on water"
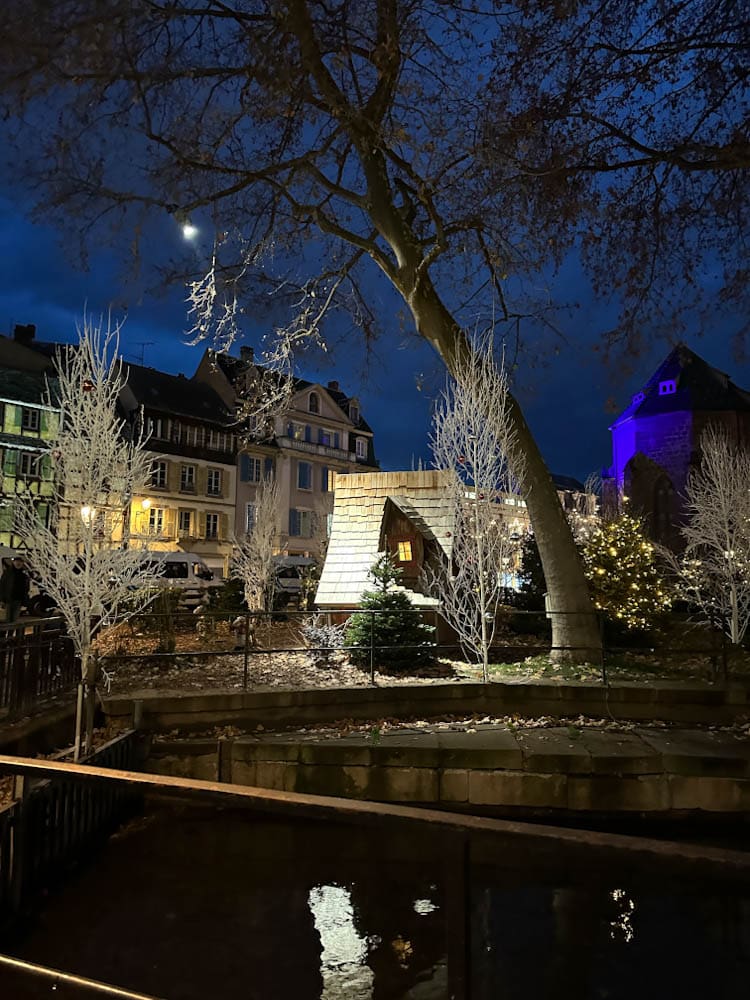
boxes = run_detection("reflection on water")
[609,888,636,943]
[2,806,749,1000]
[309,885,374,999]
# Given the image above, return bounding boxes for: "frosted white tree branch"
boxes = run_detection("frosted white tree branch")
[423,333,524,681]
[14,315,163,758]
[661,424,750,645]
[231,477,283,612]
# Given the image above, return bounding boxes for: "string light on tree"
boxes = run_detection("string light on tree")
[582,513,672,630]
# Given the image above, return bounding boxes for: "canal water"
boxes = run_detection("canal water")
[2,802,749,999]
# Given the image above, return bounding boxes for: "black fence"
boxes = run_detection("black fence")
[0,618,78,722]
[0,729,144,926]
[96,606,738,687]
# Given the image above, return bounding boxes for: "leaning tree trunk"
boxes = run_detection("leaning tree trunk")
[407,277,601,663]
[353,140,602,662]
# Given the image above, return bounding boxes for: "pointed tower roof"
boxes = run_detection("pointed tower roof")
[611,344,750,427]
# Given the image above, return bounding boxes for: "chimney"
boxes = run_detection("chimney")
[14,323,36,345]
[240,345,255,363]
[327,379,339,391]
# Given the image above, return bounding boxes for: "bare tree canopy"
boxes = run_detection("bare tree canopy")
[486,0,749,349]
[2,0,742,658]
[0,0,743,349]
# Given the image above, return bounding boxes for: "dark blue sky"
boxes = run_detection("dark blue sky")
[0,195,744,483]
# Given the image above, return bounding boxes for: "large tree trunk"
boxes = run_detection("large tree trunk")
[353,140,602,662]
[407,276,601,662]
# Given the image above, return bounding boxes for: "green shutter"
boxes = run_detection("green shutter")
[4,450,17,475]
[9,406,21,432]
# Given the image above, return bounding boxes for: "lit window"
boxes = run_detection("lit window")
[148,507,165,535]
[207,468,222,496]
[205,512,219,539]
[397,540,413,562]
[21,408,40,432]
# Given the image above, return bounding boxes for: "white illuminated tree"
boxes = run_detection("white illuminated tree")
[424,336,523,681]
[14,317,161,759]
[664,425,750,646]
[231,477,283,612]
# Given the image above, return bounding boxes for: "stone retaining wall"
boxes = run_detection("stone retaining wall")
[146,724,750,816]
[103,679,750,733]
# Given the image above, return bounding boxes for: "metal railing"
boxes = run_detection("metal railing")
[0,617,78,722]
[0,730,144,926]
[95,606,739,689]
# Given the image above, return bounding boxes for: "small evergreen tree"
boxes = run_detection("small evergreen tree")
[582,514,672,631]
[515,531,547,611]
[345,554,435,670]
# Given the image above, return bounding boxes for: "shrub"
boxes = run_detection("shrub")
[301,615,347,668]
[345,554,435,670]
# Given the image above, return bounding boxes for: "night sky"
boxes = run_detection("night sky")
[0,194,744,484]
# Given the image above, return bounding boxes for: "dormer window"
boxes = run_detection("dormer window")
[631,391,645,405]
[349,400,360,424]
[659,380,677,395]
[355,437,367,460]
[308,391,320,414]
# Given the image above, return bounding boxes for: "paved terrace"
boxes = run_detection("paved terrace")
[148,719,750,817]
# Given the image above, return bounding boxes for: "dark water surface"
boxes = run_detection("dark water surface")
[1,803,749,999]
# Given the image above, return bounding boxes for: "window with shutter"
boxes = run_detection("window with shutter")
[264,457,274,479]
[304,425,312,442]
[298,461,312,490]
[289,509,301,536]
[321,466,329,492]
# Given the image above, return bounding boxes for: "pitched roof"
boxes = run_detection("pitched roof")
[315,470,452,608]
[611,344,750,426]
[123,363,234,425]
[214,350,374,432]
[0,368,59,407]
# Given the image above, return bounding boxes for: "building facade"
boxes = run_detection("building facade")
[0,368,59,547]
[603,344,750,548]
[194,347,379,559]
[120,366,237,577]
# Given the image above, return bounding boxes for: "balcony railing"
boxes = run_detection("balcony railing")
[278,435,352,461]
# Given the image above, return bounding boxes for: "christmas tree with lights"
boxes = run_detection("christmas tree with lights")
[582,514,672,631]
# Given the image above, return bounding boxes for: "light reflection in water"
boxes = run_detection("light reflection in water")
[308,884,375,999]
[610,888,636,943]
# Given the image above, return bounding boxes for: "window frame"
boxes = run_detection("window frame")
[355,437,367,460]
[178,510,192,536]
[207,468,222,496]
[151,460,168,489]
[205,512,219,539]
[180,463,196,492]
[297,460,313,491]
[148,507,165,535]
[21,407,40,433]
